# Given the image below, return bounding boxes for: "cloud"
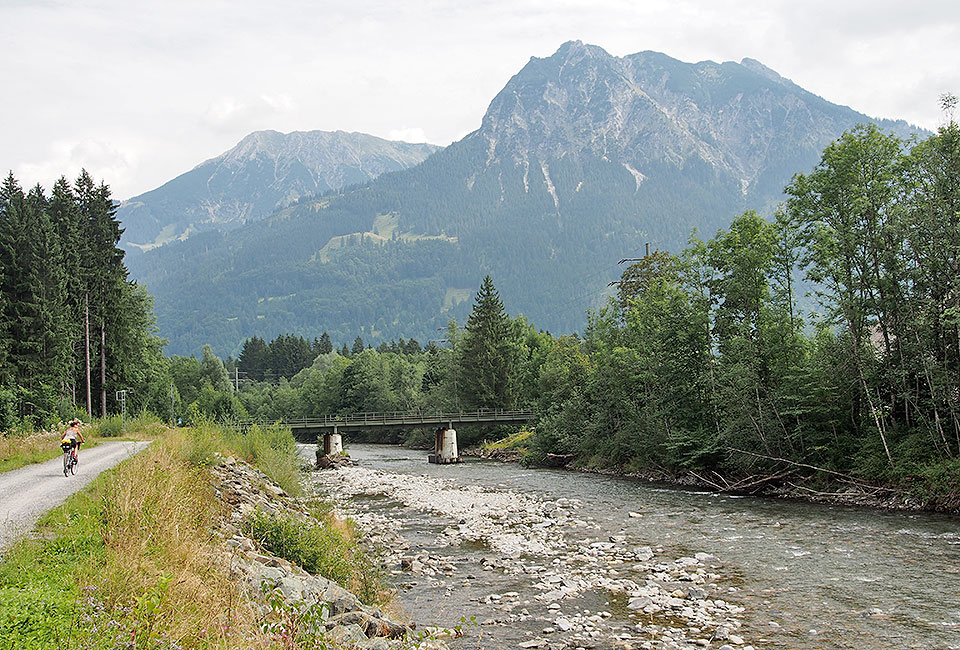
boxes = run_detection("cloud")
[4,0,959,199]
[16,137,137,195]
[200,94,299,134]
[387,127,432,144]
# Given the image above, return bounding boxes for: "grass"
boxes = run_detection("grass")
[167,420,304,496]
[0,421,311,649]
[481,428,534,451]
[0,418,396,648]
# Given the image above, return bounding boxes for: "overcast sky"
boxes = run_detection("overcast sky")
[3,0,958,200]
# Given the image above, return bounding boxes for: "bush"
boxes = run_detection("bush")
[243,508,385,605]
[94,415,123,438]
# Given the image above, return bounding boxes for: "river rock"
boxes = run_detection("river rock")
[307,454,750,650]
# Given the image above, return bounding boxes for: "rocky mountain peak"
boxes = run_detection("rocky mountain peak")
[119,130,439,250]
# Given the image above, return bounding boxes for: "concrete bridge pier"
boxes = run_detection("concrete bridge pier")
[428,426,460,464]
[323,428,343,455]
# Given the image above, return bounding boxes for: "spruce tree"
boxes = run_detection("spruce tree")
[76,172,127,416]
[48,177,85,407]
[318,331,333,354]
[459,275,517,409]
[239,335,269,381]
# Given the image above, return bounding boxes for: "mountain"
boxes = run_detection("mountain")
[129,41,923,357]
[117,130,439,250]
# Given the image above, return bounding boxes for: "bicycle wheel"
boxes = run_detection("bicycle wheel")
[63,451,70,477]
[70,454,77,475]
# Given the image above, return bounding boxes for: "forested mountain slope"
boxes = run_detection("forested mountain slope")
[117,130,438,250]
[130,41,921,356]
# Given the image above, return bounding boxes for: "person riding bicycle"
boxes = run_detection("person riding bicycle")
[60,419,85,475]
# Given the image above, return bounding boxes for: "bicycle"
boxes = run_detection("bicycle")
[61,443,78,476]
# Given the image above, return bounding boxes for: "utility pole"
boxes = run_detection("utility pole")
[169,383,175,427]
[115,389,131,424]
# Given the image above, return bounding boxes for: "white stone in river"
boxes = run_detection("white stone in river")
[728,634,744,645]
[555,618,573,631]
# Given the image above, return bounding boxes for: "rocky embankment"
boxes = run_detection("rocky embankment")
[209,455,451,649]
[311,464,754,650]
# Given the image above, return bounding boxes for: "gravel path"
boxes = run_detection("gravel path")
[0,440,151,554]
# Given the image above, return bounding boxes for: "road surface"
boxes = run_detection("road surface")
[0,440,151,555]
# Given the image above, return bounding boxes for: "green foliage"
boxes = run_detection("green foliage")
[525,119,960,502]
[242,508,385,604]
[459,276,519,410]
[94,414,124,438]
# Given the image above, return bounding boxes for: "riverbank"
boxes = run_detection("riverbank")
[462,443,960,516]
[310,454,755,650]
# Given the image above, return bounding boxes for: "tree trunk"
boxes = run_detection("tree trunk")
[100,318,106,418]
[84,295,91,417]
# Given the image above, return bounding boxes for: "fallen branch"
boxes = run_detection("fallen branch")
[688,471,726,491]
[727,447,894,493]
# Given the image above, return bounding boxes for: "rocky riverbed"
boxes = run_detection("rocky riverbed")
[309,462,754,650]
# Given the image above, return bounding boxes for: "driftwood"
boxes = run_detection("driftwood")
[726,447,896,493]
[689,467,797,494]
[543,453,574,468]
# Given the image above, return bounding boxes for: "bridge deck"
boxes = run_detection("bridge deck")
[244,409,534,438]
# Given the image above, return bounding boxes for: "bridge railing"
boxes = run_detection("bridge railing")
[236,407,535,430]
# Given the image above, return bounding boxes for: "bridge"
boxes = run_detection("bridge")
[251,409,535,464]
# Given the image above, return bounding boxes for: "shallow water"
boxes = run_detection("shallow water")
[310,444,960,649]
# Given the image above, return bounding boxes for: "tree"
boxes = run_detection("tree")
[239,336,269,381]
[318,331,333,355]
[459,276,517,409]
[351,336,365,356]
[201,344,232,393]
[786,124,903,468]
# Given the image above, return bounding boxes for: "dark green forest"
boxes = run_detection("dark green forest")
[0,171,164,428]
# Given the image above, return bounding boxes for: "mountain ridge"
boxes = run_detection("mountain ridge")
[128,42,926,356]
[117,130,439,251]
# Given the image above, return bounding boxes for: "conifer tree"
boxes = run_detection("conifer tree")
[239,335,269,381]
[459,275,517,409]
[318,331,333,355]
[75,171,126,416]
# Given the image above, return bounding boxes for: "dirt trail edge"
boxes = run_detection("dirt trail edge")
[0,440,152,555]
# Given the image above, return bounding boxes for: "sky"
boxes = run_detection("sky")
[3,0,959,200]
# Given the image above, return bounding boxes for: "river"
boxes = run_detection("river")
[304,444,960,650]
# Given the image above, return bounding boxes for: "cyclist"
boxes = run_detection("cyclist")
[60,419,85,476]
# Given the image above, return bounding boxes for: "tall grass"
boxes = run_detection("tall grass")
[163,420,303,495]
[0,428,65,472]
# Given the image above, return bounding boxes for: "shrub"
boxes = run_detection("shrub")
[243,507,385,605]
[94,414,124,438]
